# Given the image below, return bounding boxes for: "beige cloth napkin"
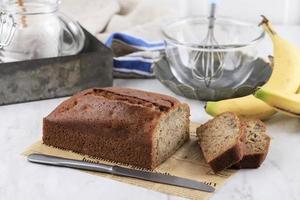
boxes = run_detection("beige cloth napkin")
[60,0,179,42]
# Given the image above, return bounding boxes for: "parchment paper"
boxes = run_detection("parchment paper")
[22,122,236,200]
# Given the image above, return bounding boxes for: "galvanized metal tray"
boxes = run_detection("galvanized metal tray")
[154,56,272,101]
[0,28,113,105]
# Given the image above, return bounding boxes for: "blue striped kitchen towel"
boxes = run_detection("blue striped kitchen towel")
[105,32,165,78]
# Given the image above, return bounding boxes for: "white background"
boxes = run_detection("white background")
[166,0,300,24]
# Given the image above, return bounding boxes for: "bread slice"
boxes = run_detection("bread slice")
[196,112,245,173]
[232,119,270,169]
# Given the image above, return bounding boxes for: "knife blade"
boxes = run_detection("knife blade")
[27,153,215,193]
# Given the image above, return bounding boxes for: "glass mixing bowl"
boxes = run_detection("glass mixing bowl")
[161,17,266,96]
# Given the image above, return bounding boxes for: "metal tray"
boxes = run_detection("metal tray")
[0,28,113,105]
[154,56,272,101]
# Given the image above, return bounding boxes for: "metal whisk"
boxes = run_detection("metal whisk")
[191,1,224,87]
[0,11,16,49]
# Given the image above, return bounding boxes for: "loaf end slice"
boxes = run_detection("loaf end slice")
[196,112,245,173]
[152,103,190,168]
[232,119,270,169]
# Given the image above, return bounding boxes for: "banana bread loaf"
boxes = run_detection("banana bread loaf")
[43,87,190,169]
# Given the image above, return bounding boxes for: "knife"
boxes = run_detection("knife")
[27,153,214,193]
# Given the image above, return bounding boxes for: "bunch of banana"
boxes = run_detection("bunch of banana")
[205,16,300,120]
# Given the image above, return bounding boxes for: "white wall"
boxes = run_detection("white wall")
[60,0,300,25]
[174,0,300,25]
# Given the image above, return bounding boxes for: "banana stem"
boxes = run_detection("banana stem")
[259,15,277,37]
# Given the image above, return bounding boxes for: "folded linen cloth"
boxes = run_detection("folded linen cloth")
[105,33,164,77]
[61,0,183,78]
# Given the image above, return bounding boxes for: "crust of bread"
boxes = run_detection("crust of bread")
[231,153,267,169]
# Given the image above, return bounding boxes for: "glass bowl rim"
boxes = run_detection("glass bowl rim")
[161,16,266,51]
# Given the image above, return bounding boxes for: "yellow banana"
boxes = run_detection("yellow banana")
[206,16,300,120]
[255,88,300,117]
[205,96,276,120]
[260,18,300,91]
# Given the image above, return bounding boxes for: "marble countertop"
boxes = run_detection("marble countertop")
[1,77,300,200]
[2,0,300,194]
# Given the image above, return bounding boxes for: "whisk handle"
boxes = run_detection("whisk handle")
[208,2,217,29]
[209,3,217,18]
[208,0,221,5]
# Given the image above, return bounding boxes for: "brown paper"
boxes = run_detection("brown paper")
[22,122,236,200]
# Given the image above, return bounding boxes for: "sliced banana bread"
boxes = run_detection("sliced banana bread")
[232,119,270,169]
[196,112,245,173]
[43,87,190,169]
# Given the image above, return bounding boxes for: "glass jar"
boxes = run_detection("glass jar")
[0,0,85,62]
